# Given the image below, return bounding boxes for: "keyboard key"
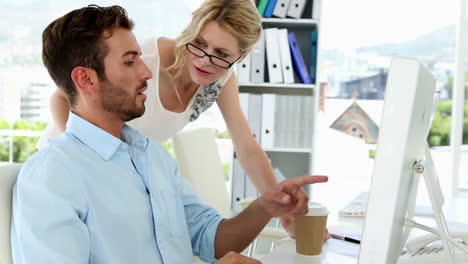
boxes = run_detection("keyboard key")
[339,192,369,217]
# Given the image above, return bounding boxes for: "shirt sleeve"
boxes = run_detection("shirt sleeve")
[180,178,224,263]
[164,148,224,263]
[11,150,90,264]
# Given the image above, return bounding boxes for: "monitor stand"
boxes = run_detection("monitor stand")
[403,144,457,263]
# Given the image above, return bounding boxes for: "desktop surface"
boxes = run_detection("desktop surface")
[258,238,358,264]
[258,196,468,264]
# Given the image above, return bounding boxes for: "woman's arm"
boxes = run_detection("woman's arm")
[217,74,277,193]
[50,89,71,132]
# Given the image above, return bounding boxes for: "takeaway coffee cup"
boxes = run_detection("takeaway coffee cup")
[295,202,329,256]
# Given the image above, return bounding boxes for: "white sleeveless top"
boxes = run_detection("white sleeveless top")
[37,38,233,149]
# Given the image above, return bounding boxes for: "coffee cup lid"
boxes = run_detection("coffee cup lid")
[306,202,329,216]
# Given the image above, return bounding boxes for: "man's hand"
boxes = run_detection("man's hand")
[216,251,262,264]
[256,175,328,218]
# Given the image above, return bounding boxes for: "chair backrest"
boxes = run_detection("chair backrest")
[172,128,231,217]
[0,163,22,264]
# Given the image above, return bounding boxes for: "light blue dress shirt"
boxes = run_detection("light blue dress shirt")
[11,112,224,264]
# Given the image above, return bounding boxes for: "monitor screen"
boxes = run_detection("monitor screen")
[358,57,438,264]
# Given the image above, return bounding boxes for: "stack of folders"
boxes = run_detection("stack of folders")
[258,0,309,19]
[236,28,318,85]
[240,93,313,150]
[272,95,314,149]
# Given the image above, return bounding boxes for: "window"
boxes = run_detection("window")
[314,0,462,201]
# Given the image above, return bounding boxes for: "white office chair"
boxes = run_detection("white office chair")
[0,163,22,264]
[172,128,288,261]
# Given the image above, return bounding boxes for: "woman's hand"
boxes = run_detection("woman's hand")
[255,176,328,218]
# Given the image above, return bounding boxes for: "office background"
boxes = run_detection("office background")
[0,0,467,210]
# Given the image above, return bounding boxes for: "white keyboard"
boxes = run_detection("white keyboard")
[339,192,369,217]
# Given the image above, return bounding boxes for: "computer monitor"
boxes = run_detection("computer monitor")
[358,57,439,263]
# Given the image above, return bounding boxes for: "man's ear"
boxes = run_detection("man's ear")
[70,67,99,94]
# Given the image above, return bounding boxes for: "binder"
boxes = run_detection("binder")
[261,93,276,148]
[292,95,301,148]
[250,31,265,83]
[312,0,321,20]
[246,94,263,198]
[272,0,290,18]
[301,96,311,148]
[304,96,315,148]
[309,31,318,84]
[264,28,283,83]
[248,93,263,144]
[279,96,288,147]
[277,28,295,84]
[264,0,278,18]
[286,0,306,19]
[288,32,311,84]
[245,174,258,198]
[257,0,269,16]
[231,154,246,213]
[239,93,249,118]
[274,95,285,148]
[237,53,251,83]
[284,96,294,147]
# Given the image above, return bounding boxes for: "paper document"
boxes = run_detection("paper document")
[328,223,363,242]
[324,238,360,257]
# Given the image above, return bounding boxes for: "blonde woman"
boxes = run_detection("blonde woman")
[42,0,317,236]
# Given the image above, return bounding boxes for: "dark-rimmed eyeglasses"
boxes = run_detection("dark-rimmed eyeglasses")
[186,43,244,69]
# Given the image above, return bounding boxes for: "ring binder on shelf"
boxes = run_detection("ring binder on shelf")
[264,0,278,18]
[278,28,295,84]
[261,93,276,148]
[250,32,266,83]
[237,54,251,83]
[310,31,318,84]
[288,32,311,84]
[257,0,269,16]
[265,28,284,83]
[272,0,291,18]
[286,0,306,19]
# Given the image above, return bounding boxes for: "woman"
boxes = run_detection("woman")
[42,0,309,236]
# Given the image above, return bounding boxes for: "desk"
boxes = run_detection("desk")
[258,238,357,264]
[258,197,468,264]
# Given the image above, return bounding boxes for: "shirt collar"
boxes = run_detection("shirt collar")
[66,112,148,160]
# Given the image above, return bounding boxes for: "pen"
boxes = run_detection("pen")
[330,233,361,244]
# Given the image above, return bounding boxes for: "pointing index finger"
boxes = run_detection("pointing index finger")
[283,175,328,188]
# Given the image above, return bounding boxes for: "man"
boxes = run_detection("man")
[11,5,327,264]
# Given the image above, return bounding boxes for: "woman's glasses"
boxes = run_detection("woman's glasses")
[186,43,243,69]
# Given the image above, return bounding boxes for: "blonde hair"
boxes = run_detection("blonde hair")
[168,0,262,80]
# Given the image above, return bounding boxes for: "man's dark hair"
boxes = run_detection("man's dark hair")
[42,5,134,106]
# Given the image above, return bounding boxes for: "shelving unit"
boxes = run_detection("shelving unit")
[238,83,314,96]
[231,0,322,212]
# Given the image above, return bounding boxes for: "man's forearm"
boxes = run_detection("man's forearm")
[214,199,272,259]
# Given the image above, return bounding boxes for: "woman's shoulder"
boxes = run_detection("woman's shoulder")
[157,38,176,70]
